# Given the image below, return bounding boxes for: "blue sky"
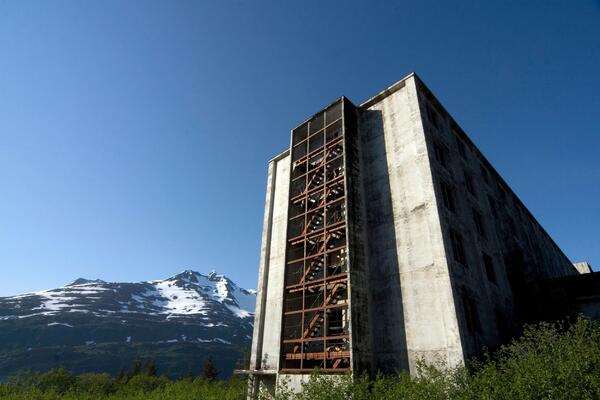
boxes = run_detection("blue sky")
[1,1,598,296]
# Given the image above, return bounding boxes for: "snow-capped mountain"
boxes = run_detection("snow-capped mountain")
[1,270,255,322]
[0,270,256,379]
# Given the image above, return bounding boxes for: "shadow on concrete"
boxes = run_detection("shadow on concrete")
[359,109,410,374]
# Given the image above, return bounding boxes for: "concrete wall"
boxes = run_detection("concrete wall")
[359,75,464,372]
[574,261,593,274]
[249,151,290,395]
[414,76,577,358]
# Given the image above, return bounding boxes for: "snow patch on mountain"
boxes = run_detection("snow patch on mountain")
[0,270,256,323]
[48,322,73,328]
[154,279,208,315]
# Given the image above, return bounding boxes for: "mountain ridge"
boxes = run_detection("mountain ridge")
[0,270,256,379]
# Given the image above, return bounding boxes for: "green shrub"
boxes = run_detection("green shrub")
[124,374,170,393]
[6,368,77,395]
[262,316,600,400]
[1,316,599,399]
[76,372,117,395]
[466,317,600,400]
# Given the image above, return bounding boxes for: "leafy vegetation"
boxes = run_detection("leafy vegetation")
[1,317,599,399]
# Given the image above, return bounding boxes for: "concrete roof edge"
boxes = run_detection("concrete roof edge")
[269,148,290,163]
[359,72,417,109]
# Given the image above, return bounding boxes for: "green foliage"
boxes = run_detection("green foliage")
[0,373,246,400]
[141,359,158,377]
[1,316,599,399]
[180,366,194,381]
[128,358,142,380]
[265,316,600,400]
[465,317,600,400]
[76,372,117,395]
[202,355,220,381]
[124,374,169,393]
[6,367,76,394]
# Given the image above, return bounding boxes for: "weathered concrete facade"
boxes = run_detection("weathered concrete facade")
[358,77,464,373]
[414,77,576,357]
[248,151,290,395]
[246,73,579,396]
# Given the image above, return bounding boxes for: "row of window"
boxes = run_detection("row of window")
[440,181,488,238]
[429,115,539,245]
[422,99,531,341]
[448,228,497,284]
[292,102,342,147]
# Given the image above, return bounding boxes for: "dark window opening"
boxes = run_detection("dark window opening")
[455,135,467,159]
[440,181,455,212]
[282,313,302,339]
[450,229,467,266]
[462,294,479,335]
[292,142,307,161]
[488,195,498,219]
[325,102,342,125]
[473,209,486,239]
[433,142,448,169]
[506,216,516,236]
[292,123,308,146]
[465,172,476,197]
[483,253,497,284]
[309,131,325,154]
[309,113,324,134]
[480,164,490,184]
[426,103,442,129]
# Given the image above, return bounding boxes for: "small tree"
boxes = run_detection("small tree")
[116,368,127,383]
[181,366,194,381]
[142,359,158,377]
[128,358,142,380]
[201,355,219,381]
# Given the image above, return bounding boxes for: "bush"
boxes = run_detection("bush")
[466,317,600,400]
[124,374,170,393]
[76,372,117,395]
[7,368,77,394]
[1,316,599,399]
[264,316,600,400]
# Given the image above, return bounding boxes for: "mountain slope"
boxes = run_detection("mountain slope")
[0,270,256,379]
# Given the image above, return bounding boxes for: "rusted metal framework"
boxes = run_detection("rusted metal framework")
[280,99,351,372]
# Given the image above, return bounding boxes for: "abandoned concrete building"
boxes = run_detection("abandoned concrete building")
[245,72,594,394]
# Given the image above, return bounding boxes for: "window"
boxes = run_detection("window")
[433,142,448,169]
[488,195,498,219]
[464,172,476,197]
[426,103,441,129]
[462,295,479,335]
[282,99,349,371]
[480,164,490,185]
[455,135,467,159]
[483,253,496,284]
[473,209,486,239]
[450,229,466,266]
[440,181,455,212]
[498,184,508,202]
[507,216,517,236]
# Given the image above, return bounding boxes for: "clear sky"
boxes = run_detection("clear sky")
[1,1,599,296]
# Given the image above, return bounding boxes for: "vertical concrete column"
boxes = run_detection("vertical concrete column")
[250,160,277,370]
